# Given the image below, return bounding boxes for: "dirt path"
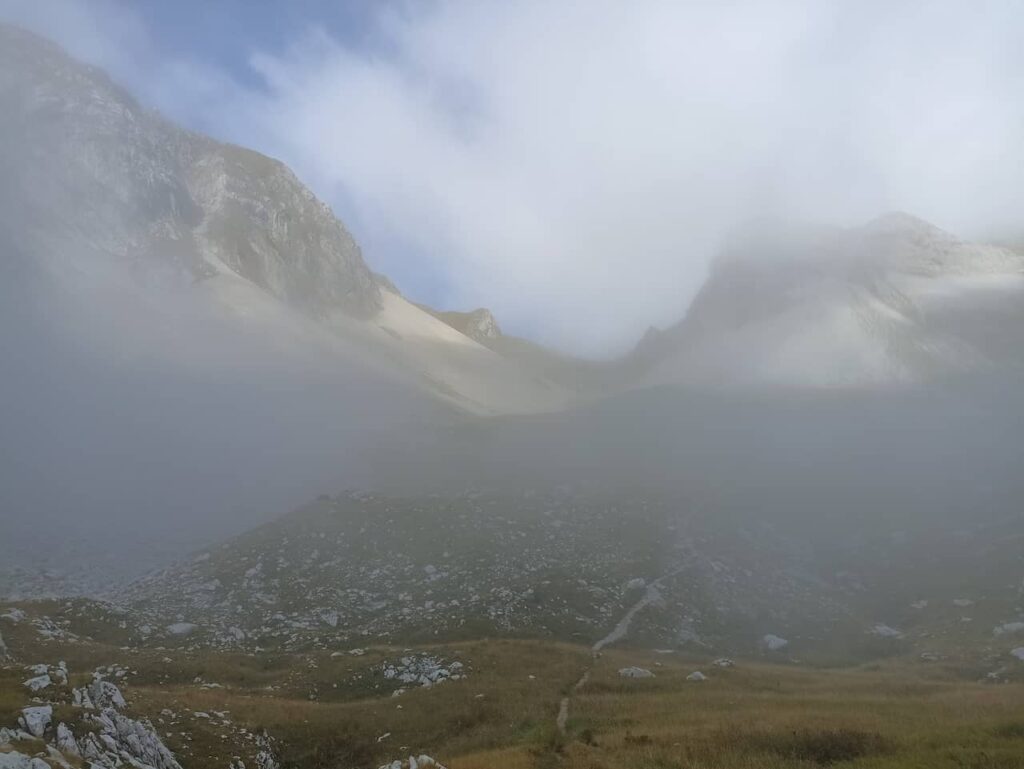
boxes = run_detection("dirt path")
[556,568,682,735]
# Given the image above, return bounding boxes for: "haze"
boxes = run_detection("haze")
[2,7,1024,768]
[5,0,1024,354]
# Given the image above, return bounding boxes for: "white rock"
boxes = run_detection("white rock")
[624,578,646,591]
[56,723,80,756]
[618,666,654,679]
[712,658,734,668]
[377,757,446,769]
[166,622,199,636]
[0,750,50,769]
[85,709,182,769]
[1010,647,1024,662]
[871,624,904,638]
[994,622,1024,636]
[0,727,26,744]
[19,705,52,737]
[88,678,127,710]
[686,671,708,681]
[72,686,94,709]
[762,634,788,651]
[23,674,51,692]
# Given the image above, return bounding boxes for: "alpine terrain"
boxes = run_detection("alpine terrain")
[2,20,1024,769]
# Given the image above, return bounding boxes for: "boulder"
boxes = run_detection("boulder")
[377,756,446,769]
[0,751,50,769]
[56,722,80,756]
[166,622,199,636]
[994,622,1024,637]
[88,678,128,710]
[18,706,52,738]
[618,666,654,679]
[22,674,51,692]
[871,624,903,638]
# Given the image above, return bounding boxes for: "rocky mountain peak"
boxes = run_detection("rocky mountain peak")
[461,308,502,341]
[0,22,381,318]
[864,210,953,240]
[419,306,503,345]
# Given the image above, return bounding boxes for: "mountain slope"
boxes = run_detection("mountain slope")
[116,483,1024,670]
[638,213,1024,387]
[0,23,569,416]
[0,24,570,586]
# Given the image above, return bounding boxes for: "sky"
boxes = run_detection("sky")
[2,0,1024,355]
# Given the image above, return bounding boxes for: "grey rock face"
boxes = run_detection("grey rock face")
[17,706,51,738]
[0,23,380,318]
[618,666,654,679]
[0,751,50,769]
[421,306,503,345]
[55,723,80,756]
[86,677,128,710]
[639,213,1024,387]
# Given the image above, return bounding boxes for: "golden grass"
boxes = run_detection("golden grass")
[543,647,1024,769]
[4,628,1024,769]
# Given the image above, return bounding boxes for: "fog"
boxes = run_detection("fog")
[5,1,1024,354]
[6,10,1024,769]
[1,5,1024,602]
[0,231,447,583]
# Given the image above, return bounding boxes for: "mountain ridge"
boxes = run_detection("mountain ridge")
[7,22,1024,411]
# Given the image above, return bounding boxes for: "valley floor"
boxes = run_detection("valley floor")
[3,603,1024,769]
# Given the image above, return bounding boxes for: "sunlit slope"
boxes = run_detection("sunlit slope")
[0,23,569,416]
[639,214,1024,387]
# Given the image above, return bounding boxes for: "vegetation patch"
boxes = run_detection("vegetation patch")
[745,727,890,765]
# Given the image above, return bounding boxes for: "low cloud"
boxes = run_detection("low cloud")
[5,0,1024,354]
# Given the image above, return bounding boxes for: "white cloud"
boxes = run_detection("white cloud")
[5,0,1024,354]
[232,0,1024,354]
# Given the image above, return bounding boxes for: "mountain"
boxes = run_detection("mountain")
[0,23,579,586]
[4,21,1024,607]
[105,482,1024,672]
[419,306,502,345]
[636,213,1024,387]
[0,23,571,417]
[6,23,1024,419]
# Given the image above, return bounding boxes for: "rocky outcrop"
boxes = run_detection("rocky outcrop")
[76,709,182,769]
[0,23,380,319]
[382,654,466,693]
[618,667,654,679]
[378,756,447,769]
[0,751,50,769]
[762,634,789,651]
[4,662,181,769]
[18,706,51,738]
[419,306,502,345]
[639,213,1024,388]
